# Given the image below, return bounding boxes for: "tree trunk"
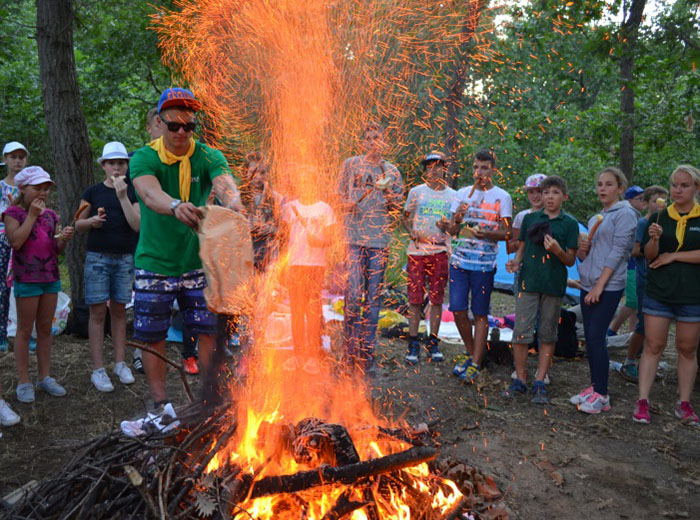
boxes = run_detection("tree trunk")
[445,0,487,188]
[619,0,647,182]
[36,0,93,306]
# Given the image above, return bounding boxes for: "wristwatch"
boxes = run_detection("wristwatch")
[170,199,182,214]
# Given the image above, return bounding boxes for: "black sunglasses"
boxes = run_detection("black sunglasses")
[160,117,197,133]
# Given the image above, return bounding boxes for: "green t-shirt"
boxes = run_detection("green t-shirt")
[130,142,230,276]
[642,210,700,305]
[518,210,579,297]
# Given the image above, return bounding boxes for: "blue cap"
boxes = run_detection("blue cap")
[157,88,202,114]
[624,185,644,200]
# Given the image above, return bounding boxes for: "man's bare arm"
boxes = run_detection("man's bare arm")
[212,174,243,212]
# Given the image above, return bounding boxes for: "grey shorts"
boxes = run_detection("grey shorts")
[512,292,562,344]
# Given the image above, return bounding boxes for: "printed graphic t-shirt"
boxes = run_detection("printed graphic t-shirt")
[404,184,455,256]
[449,185,512,272]
[337,155,403,249]
[0,180,20,235]
[2,206,60,283]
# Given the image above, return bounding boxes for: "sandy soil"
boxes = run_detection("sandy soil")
[1,292,698,519]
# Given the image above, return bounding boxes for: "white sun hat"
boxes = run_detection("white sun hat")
[97,141,130,165]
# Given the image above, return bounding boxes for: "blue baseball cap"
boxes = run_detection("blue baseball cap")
[624,185,644,200]
[157,88,202,114]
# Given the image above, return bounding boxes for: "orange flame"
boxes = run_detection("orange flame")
[154,1,470,517]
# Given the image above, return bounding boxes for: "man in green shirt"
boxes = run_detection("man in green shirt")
[129,88,242,411]
[505,176,579,404]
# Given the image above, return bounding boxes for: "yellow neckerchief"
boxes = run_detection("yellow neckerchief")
[666,202,700,251]
[149,137,196,202]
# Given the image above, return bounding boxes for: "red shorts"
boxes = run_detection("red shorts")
[407,252,449,305]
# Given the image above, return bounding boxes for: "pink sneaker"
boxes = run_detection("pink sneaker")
[633,399,651,424]
[578,392,611,414]
[569,385,594,406]
[675,401,699,426]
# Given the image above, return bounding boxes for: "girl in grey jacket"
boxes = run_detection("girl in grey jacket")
[570,167,638,414]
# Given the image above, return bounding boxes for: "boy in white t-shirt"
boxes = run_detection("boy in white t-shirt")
[281,193,336,373]
[402,151,455,364]
[438,149,513,383]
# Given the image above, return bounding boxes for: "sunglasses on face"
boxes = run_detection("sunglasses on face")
[160,118,197,133]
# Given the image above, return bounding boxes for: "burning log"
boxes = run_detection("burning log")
[249,445,437,498]
[320,489,370,520]
[292,418,360,466]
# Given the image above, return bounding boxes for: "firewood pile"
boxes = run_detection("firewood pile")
[0,404,509,519]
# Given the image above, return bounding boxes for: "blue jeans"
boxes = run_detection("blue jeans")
[343,245,388,370]
[581,288,624,396]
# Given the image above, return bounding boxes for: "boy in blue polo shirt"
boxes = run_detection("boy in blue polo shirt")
[504,175,578,403]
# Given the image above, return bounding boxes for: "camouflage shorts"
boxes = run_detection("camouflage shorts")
[132,269,217,343]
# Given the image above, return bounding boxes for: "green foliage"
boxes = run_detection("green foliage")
[0,0,171,180]
[441,0,700,221]
[1,0,698,223]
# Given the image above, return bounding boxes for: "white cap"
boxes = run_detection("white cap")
[15,166,54,187]
[97,141,130,165]
[2,141,28,156]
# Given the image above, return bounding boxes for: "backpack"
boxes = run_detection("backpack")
[529,308,579,358]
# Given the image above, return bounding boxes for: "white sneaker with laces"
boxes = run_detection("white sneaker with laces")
[578,392,611,414]
[91,368,115,393]
[569,385,594,405]
[114,362,135,385]
[0,399,20,426]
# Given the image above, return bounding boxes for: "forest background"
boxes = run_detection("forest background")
[0,0,698,304]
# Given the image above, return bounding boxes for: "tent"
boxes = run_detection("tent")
[493,220,588,302]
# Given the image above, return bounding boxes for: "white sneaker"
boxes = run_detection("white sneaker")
[578,392,611,414]
[569,385,594,405]
[0,399,20,426]
[91,368,115,393]
[114,362,135,385]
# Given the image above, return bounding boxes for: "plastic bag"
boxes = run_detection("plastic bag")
[377,309,408,329]
[7,287,71,337]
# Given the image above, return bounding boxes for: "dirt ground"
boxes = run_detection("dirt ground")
[1,291,699,519]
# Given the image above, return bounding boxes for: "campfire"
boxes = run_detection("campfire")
[2,392,503,519]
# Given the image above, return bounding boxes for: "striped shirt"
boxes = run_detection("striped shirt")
[449,185,512,272]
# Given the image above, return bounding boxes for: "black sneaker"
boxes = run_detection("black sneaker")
[133,356,144,374]
[426,335,444,362]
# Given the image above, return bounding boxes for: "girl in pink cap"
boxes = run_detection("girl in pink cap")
[2,166,74,403]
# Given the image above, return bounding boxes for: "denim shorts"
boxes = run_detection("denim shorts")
[84,252,135,305]
[643,295,700,323]
[14,280,61,298]
[448,265,494,316]
[133,269,217,343]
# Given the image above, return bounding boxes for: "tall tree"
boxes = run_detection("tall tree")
[445,0,488,187]
[618,0,647,180]
[35,0,93,305]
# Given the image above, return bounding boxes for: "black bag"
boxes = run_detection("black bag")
[527,220,552,246]
[529,308,579,358]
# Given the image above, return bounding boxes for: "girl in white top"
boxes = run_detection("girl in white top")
[281,193,336,373]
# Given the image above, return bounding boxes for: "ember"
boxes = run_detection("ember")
[2,1,507,518]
